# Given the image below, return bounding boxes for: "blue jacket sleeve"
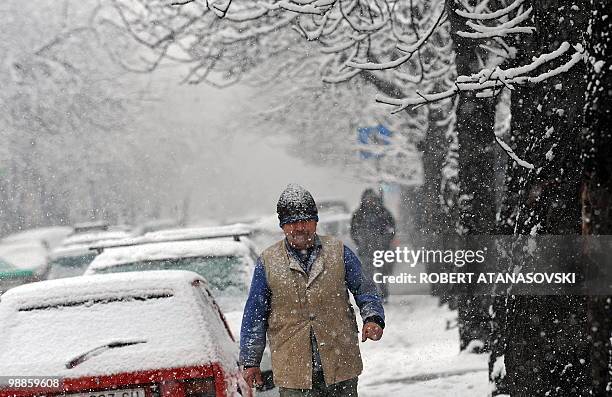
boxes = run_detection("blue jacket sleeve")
[239,257,271,367]
[344,245,385,327]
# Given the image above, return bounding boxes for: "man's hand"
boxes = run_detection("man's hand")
[362,322,384,342]
[242,366,264,388]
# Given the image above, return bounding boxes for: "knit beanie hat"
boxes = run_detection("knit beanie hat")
[277,184,319,227]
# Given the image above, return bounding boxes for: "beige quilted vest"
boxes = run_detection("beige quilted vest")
[261,235,363,389]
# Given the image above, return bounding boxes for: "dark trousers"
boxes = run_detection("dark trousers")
[278,371,358,397]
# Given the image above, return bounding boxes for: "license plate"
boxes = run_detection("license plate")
[66,388,146,397]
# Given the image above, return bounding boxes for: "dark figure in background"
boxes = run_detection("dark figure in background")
[350,189,396,302]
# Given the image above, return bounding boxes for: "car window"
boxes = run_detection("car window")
[192,281,235,343]
[95,256,250,296]
[47,254,97,279]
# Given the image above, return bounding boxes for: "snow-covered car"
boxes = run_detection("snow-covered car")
[85,228,276,391]
[88,224,256,250]
[45,245,98,280]
[61,230,133,247]
[247,215,284,251]
[316,198,350,214]
[315,199,352,243]
[0,257,37,295]
[0,270,251,397]
[45,230,136,280]
[0,241,50,294]
[85,239,255,305]
[317,212,352,240]
[71,221,112,234]
[1,226,73,251]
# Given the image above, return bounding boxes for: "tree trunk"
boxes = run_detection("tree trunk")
[490,11,539,392]
[581,1,612,394]
[447,0,497,352]
[503,1,592,396]
[420,101,457,300]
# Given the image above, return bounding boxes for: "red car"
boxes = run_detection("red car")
[0,270,251,397]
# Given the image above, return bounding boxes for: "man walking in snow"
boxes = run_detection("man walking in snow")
[350,189,396,302]
[240,184,385,397]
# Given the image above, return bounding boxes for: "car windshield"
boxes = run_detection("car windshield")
[95,256,249,297]
[47,254,97,279]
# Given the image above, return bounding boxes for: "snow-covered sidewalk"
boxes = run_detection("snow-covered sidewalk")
[257,295,490,397]
[359,295,490,396]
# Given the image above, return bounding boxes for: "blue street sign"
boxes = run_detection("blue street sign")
[357,124,393,159]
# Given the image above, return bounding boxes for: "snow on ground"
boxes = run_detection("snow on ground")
[257,295,489,397]
[359,295,490,396]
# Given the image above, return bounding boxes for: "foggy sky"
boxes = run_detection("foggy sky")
[147,67,366,224]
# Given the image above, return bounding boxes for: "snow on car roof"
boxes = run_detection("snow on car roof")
[1,269,194,306]
[0,241,48,271]
[1,226,73,249]
[62,231,133,246]
[49,243,97,260]
[91,223,254,251]
[144,223,252,240]
[86,239,252,273]
[250,214,281,232]
[0,270,237,377]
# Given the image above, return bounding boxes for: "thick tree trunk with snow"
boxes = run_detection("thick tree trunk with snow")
[503,1,592,396]
[420,104,452,238]
[489,13,540,393]
[581,1,612,394]
[446,0,496,352]
[419,101,458,300]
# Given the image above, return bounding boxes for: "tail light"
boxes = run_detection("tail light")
[182,378,216,397]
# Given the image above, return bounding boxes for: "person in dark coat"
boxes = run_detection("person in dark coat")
[350,188,396,302]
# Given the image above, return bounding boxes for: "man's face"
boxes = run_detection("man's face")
[282,220,317,250]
